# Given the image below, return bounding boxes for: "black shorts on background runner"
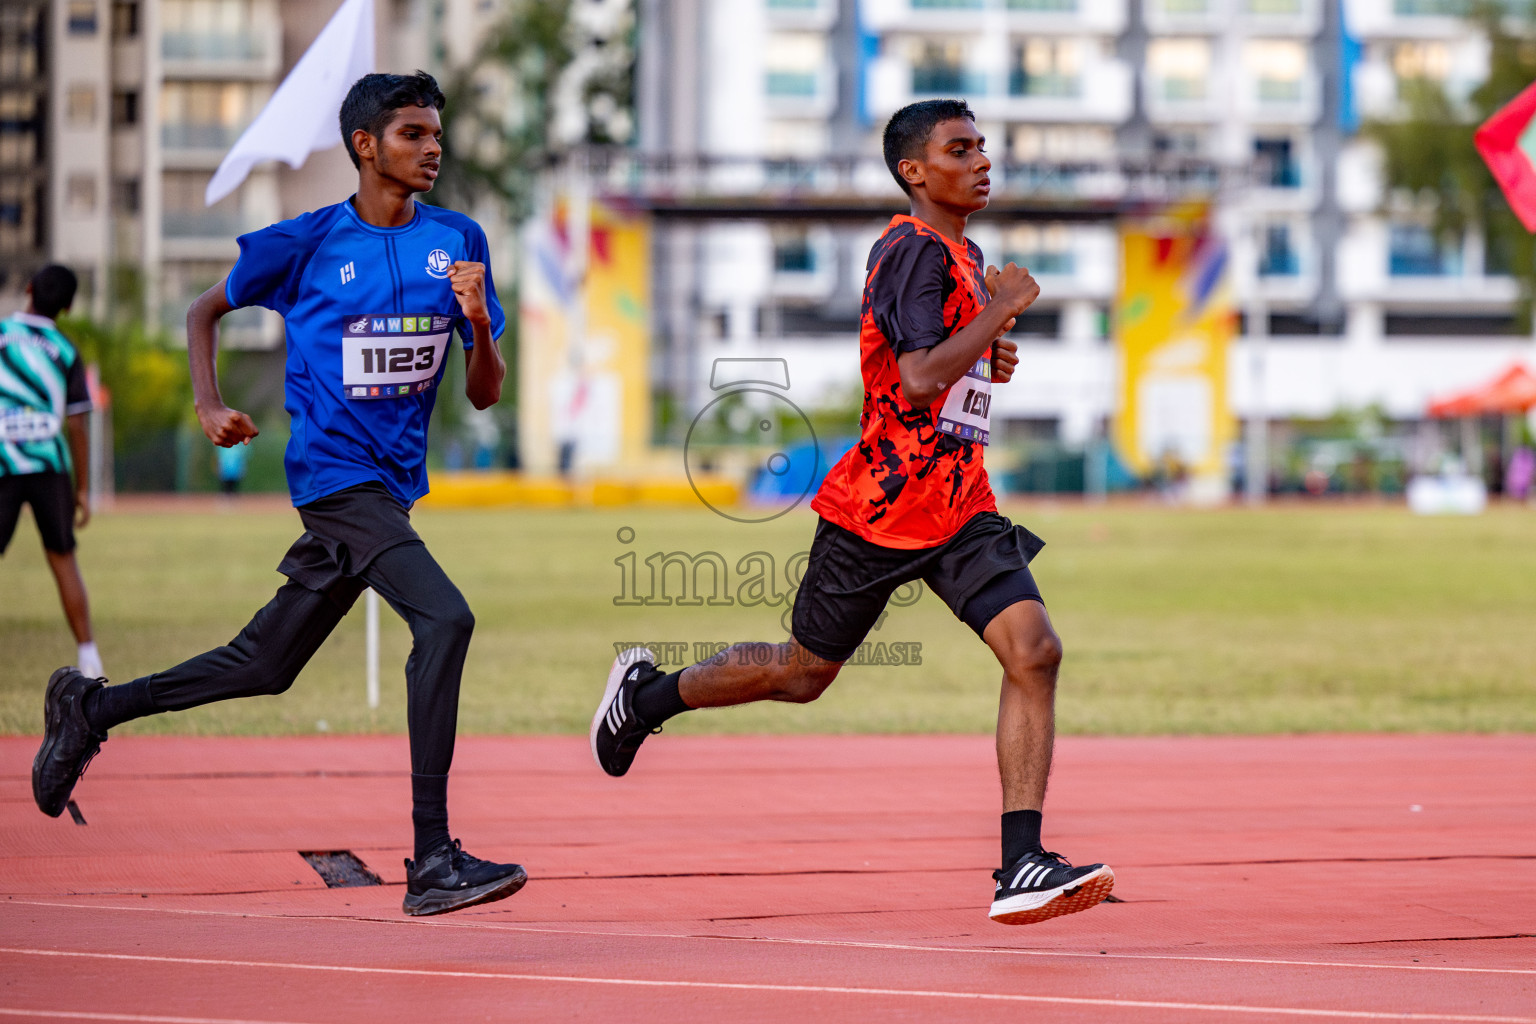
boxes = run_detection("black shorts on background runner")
[791,511,1046,663]
[0,471,77,555]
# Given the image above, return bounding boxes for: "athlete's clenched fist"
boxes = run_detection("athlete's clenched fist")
[984,262,1041,319]
[447,261,491,327]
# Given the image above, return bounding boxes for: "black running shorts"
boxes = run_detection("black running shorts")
[790,511,1046,663]
[0,471,77,555]
[276,481,423,605]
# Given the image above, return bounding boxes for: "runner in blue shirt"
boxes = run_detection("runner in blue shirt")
[32,72,526,917]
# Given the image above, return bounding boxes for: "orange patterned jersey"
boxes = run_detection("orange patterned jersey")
[811,214,997,550]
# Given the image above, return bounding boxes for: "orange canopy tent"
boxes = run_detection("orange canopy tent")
[1427,363,1536,418]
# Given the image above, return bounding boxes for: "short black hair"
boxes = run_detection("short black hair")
[882,99,978,196]
[339,71,446,169]
[29,264,77,319]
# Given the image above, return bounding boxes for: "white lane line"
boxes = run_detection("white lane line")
[0,948,1531,1023]
[0,1010,317,1024]
[4,897,1531,978]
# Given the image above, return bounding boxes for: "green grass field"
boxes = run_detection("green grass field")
[3,499,1534,736]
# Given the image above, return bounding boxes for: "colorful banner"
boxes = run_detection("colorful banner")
[1113,215,1235,501]
[520,197,651,473]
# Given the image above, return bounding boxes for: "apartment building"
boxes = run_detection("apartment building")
[36,0,473,344]
[637,0,1536,451]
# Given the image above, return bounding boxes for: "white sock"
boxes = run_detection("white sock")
[77,641,103,679]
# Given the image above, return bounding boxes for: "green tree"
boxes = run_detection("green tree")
[1366,1,1536,321]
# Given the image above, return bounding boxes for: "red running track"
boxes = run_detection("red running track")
[1,733,1533,1023]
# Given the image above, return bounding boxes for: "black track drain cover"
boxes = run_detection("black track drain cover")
[300,850,383,888]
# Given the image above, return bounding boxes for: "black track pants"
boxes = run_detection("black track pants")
[137,539,471,776]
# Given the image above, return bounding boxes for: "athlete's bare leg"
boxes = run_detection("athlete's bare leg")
[44,549,93,645]
[984,600,1061,813]
[678,639,842,707]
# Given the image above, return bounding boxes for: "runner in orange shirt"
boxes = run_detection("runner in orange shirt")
[592,99,1113,926]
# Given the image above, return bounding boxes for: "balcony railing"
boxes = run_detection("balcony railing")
[162,123,242,151]
[163,210,246,239]
[1004,251,1075,274]
[1158,77,1208,101]
[766,71,821,98]
[1259,250,1301,276]
[1247,0,1304,13]
[912,66,988,94]
[1256,78,1303,103]
[1009,71,1081,98]
[162,32,268,62]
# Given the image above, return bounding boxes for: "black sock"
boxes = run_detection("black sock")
[82,679,157,732]
[632,669,690,727]
[411,773,450,863]
[1001,809,1044,866]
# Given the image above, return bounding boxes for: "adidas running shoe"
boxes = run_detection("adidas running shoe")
[33,667,107,818]
[591,647,662,777]
[402,839,527,916]
[989,849,1115,925]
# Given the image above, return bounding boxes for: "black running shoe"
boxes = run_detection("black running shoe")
[591,647,663,778]
[989,849,1115,925]
[33,667,107,818]
[402,839,527,917]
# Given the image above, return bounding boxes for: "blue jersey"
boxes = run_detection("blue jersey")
[226,198,506,507]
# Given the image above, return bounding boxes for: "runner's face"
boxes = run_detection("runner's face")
[914,119,990,212]
[373,105,443,193]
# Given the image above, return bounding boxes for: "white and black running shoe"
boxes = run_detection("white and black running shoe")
[402,839,527,917]
[591,647,662,777]
[989,849,1114,925]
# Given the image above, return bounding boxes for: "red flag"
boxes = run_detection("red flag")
[1476,79,1536,232]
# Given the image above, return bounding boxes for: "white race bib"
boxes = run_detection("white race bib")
[935,355,992,445]
[341,314,454,400]
[0,408,62,442]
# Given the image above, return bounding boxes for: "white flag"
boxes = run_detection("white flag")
[204,0,375,206]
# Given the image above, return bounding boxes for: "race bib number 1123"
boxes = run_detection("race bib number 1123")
[342,314,453,400]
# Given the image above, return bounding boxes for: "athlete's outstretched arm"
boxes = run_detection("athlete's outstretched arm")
[896,262,1036,410]
[187,280,259,447]
[450,260,505,409]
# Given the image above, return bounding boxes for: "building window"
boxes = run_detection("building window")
[67,1,98,35]
[113,176,141,215]
[1148,39,1211,101]
[66,86,97,127]
[160,81,252,149]
[112,1,140,39]
[1388,224,1461,277]
[1247,0,1303,13]
[773,233,816,273]
[764,33,826,98]
[1246,40,1306,103]
[1258,223,1300,276]
[1010,125,1114,161]
[911,40,985,95]
[162,0,264,61]
[1254,137,1300,187]
[66,174,97,214]
[1003,224,1074,275]
[1390,41,1451,82]
[1010,39,1081,98]
[111,90,139,126]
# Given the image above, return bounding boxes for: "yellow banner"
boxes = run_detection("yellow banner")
[519,198,651,473]
[1113,217,1234,500]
